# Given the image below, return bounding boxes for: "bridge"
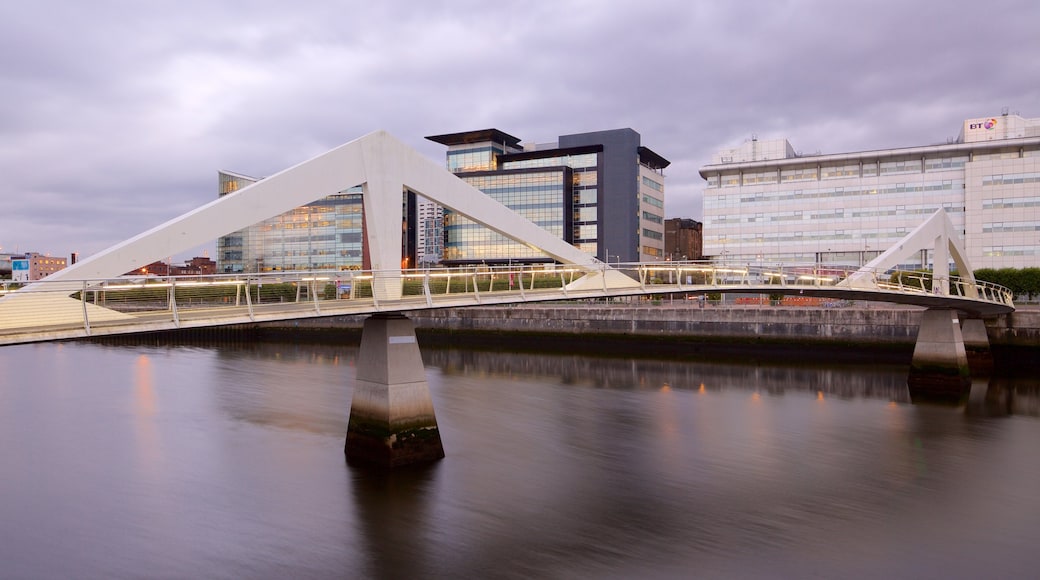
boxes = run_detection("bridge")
[0,130,1015,467]
[0,259,1015,346]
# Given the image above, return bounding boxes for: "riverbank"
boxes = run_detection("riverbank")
[253,303,1039,344]
[105,303,1040,368]
[235,303,1035,366]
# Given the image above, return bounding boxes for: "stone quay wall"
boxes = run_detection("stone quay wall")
[261,304,1040,348]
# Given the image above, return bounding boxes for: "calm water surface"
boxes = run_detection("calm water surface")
[1,340,1039,579]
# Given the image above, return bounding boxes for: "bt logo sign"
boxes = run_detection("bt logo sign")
[970,118,998,130]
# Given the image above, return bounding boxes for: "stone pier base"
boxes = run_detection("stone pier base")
[346,313,444,467]
[908,309,971,403]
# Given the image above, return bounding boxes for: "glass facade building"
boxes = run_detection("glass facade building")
[427,128,669,265]
[216,171,366,273]
[446,169,570,263]
[212,127,670,273]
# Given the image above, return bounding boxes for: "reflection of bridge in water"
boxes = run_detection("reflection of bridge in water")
[0,131,1017,467]
[426,348,1040,418]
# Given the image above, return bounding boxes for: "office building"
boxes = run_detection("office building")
[699,112,1040,269]
[9,252,67,282]
[216,171,367,273]
[425,128,670,265]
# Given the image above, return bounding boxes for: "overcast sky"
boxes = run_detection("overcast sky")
[2,0,1038,260]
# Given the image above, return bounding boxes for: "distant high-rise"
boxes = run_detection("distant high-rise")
[699,113,1040,269]
[416,200,444,266]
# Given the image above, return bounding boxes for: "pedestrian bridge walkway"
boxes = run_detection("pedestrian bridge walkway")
[0,260,1014,346]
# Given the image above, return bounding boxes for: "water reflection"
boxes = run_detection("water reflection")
[211,342,356,436]
[424,348,914,403]
[4,340,1040,578]
[350,466,438,579]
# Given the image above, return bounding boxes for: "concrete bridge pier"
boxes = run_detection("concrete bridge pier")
[907,308,971,403]
[345,313,445,467]
[960,317,994,376]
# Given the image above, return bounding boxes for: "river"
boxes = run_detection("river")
[1,339,1039,579]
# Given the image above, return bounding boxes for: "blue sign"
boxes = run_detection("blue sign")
[12,259,29,282]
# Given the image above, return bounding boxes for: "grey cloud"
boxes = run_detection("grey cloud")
[1,0,1038,258]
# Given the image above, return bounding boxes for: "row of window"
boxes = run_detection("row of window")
[706,180,959,208]
[983,222,1040,233]
[711,228,911,245]
[642,176,663,192]
[975,149,1039,161]
[575,171,598,187]
[218,189,369,272]
[446,213,564,231]
[448,146,500,173]
[982,172,1040,186]
[708,156,970,187]
[642,194,664,209]
[983,196,1040,209]
[501,153,598,171]
[642,211,663,224]
[712,204,961,225]
[984,246,1039,256]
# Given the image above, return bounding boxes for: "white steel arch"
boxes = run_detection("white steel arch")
[841,209,977,296]
[21,131,629,297]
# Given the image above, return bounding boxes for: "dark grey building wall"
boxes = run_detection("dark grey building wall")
[560,129,641,263]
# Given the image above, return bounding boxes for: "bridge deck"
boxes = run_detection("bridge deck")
[0,263,1015,346]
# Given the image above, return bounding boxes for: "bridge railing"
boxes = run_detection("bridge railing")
[0,261,1015,339]
[635,261,1015,306]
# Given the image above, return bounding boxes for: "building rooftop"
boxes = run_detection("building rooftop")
[425,129,523,148]
[638,146,671,170]
[700,113,1040,177]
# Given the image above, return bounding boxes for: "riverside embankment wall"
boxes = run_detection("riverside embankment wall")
[258,305,1040,348]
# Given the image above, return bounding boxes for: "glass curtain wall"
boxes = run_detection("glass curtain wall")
[501,152,599,256]
[444,170,569,263]
[216,171,365,273]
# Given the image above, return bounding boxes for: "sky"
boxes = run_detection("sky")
[2,0,1038,260]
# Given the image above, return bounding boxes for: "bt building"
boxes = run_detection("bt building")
[699,112,1040,270]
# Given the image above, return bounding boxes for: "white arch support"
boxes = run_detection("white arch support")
[842,209,977,296]
[15,130,628,301]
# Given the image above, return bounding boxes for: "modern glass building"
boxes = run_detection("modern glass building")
[426,128,670,265]
[216,171,366,273]
[699,113,1040,270]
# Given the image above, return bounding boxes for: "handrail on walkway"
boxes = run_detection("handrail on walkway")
[0,260,1016,344]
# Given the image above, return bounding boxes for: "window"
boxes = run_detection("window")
[642,211,663,224]
[781,167,818,182]
[880,159,922,175]
[641,176,663,192]
[821,164,859,179]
